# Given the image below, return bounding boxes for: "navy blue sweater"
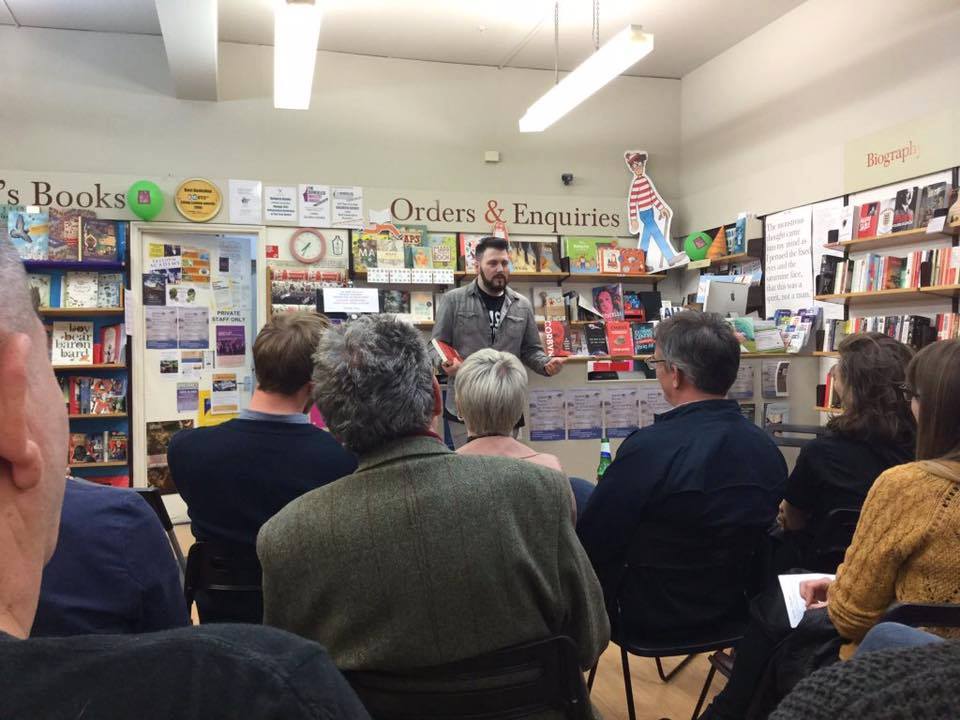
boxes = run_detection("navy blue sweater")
[168,419,357,548]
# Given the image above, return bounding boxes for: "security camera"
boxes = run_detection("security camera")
[561,173,574,186]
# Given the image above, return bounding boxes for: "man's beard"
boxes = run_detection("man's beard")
[480,269,508,291]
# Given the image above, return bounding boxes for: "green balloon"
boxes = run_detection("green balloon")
[684,232,712,261]
[126,181,164,221]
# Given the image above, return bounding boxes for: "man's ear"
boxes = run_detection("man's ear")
[0,333,33,470]
[431,376,443,419]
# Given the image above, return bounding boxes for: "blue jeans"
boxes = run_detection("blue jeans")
[636,207,676,262]
[856,622,943,655]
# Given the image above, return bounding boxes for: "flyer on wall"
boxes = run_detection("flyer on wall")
[228,179,263,225]
[177,307,210,349]
[264,185,298,222]
[298,184,330,226]
[145,307,178,349]
[528,389,566,441]
[176,382,200,412]
[638,386,671,427]
[215,325,246,367]
[211,372,240,415]
[603,388,640,438]
[566,388,603,440]
[331,186,364,229]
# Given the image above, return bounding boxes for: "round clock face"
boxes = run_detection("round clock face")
[290,229,326,264]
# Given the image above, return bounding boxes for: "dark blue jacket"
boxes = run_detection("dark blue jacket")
[32,478,189,637]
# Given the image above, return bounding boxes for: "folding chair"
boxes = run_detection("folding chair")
[134,487,186,582]
[183,540,263,624]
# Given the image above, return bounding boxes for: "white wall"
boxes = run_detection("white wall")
[678,0,960,233]
[0,25,681,204]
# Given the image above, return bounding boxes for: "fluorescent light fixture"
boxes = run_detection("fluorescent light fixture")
[519,25,653,132]
[274,0,323,110]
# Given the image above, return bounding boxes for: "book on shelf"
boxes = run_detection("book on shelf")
[876,198,895,236]
[459,234,484,272]
[856,202,879,238]
[821,316,937,351]
[427,233,458,271]
[379,289,410,315]
[763,402,790,427]
[8,209,49,261]
[949,188,960,226]
[409,291,434,322]
[598,247,622,274]
[531,285,565,323]
[48,208,95,262]
[916,182,949,229]
[107,431,128,462]
[630,321,657,354]
[63,271,100,308]
[50,321,94,366]
[619,248,647,275]
[89,475,129,488]
[891,187,919,233]
[397,225,428,269]
[375,236,405,269]
[407,245,433,270]
[351,230,379,272]
[96,273,124,308]
[68,430,127,465]
[543,321,573,357]
[564,237,616,274]
[508,237,557,272]
[738,402,758,425]
[78,218,120,263]
[28,273,53,309]
[101,324,125,365]
[0,204,23,244]
[838,205,857,243]
[604,321,634,356]
[584,322,608,356]
[430,338,463,365]
[592,284,625,322]
[61,375,127,415]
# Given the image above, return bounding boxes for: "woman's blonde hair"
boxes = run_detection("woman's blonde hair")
[455,349,527,436]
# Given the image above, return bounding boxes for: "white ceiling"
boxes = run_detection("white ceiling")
[1,0,806,78]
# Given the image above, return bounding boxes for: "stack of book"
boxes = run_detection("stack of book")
[821,316,935,351]
[839,182,955,240]
[59,376,127,415]
[28,271,124,309]
[68,431,128,465]
[818,247,959,294]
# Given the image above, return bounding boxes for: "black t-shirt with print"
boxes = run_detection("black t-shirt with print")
[477,287,506,342]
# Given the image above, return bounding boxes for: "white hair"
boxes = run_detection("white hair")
[455,349,527,436]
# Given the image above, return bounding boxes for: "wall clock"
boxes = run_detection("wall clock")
[289,228,326,265]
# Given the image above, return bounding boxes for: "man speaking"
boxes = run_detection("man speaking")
[433,236,565,448]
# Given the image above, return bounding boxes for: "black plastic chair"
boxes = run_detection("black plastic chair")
[183,540,263,624]
[586,524,769,720]
[344,636,591,720]
[880,602,960,628]
[134,487,187,581]
[808,507,860,572]
[764,423,828,449]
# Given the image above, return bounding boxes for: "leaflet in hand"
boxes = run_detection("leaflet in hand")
[778,573,835,629]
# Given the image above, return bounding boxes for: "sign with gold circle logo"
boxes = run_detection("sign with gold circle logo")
[174,178,222,222]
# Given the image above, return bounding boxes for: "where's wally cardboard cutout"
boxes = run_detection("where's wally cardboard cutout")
[624,151,688,271]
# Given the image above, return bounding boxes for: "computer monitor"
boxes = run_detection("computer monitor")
[703,281,749,318]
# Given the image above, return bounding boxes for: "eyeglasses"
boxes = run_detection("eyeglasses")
[896,383,920,402]
[646,358,667,367]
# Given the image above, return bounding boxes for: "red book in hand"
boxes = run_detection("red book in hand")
[431,339,463,365]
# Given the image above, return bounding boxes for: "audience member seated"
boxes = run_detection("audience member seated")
[0,241,368,720]
[775,332,915,570]
[577,311,786,635]
[453,348,580,521]
[32,477,189,636]
[770,640,960,720]
[169,313,357,622]
[856,623,944,655]
[702,339,960,720]
[258,316,609,673]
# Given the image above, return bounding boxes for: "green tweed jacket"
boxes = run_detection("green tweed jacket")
[257,435,610,672]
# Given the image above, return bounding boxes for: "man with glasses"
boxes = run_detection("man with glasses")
[577,311,787,631]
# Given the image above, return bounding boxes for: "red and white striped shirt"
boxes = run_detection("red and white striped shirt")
[629,176,665,215]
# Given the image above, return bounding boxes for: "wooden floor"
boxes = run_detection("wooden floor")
[174,524,724,719]
[588,647,724,720]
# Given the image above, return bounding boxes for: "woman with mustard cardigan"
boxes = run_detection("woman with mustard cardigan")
[703,339,960,720]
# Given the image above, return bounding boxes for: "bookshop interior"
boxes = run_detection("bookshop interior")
[2,0,960,718]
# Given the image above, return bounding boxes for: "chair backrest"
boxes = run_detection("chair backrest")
[809,507,861,573]
[880,602,960,629]
[134,487,174,531]
[183,541,263,610]
[765,423,828,448]
[613,523,770,642]
[344,636,591,720]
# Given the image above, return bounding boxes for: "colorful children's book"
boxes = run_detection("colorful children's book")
[459,234,484,272]
[51,321,94,366]
[97,273,124,308]
[63,272,100,308]
[27,274,53,309]
[79,218,119,262]
[8,210,50,261]
[427,233,458,270]
[531,285,566,322]
[619,248,647,275]
[410,291,434,322]
[48,208,94,261]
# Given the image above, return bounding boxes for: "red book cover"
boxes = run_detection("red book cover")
[91,475,129,488]
[430,338,463,365]
[93,343,103,365]
[883,257,904,289]
[68,377,80,415]
[589,359,633,372]
[857,202,879,238]
[604,321,635,357]
[543,321,573,357]
[619,249,647,275]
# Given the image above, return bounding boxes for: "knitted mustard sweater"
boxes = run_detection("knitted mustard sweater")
[828,460,960,642]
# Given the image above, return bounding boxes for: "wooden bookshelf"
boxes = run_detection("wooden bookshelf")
[839,226,956,253]
[563,273,666,283]
[413,321,434,329]
[920,284,960,299]
[69,461,128,469]
[53,364,126,371]
[68,413,128,420]
[39,307,124,317]
[815,287,929,304]
[563,355,653,363]
[813,351,840,358]
[353,271,453,284]
[815,406,842,413]
[709,252,752,266]
[454,271,568,280]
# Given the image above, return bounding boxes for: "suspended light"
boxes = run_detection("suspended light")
[274,0,323,110]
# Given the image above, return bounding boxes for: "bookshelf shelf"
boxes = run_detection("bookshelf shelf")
[68,413,128,420]
[709,252,753,266]
[815,406,842,413]
[353,272,453,285]
[563,355,653,363]
[454,271,569,281]
[413,322,434,329]
[53,364,126,371]
[815,288,930,304]
[69,461,128,469]
[24,260,124,272]
[813,351,840,358]
[920,284,960,299]
[563,273,666,283]
[839,227,956,253]
[40,307,124,317]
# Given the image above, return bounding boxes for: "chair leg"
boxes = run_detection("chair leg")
[586,661,598,693]
[620,646,637,720]
[654,653,696,682]
[691,663,718,720]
